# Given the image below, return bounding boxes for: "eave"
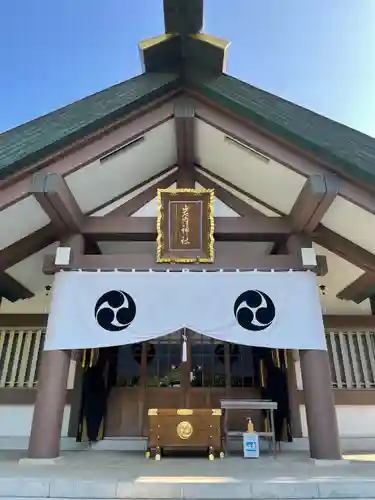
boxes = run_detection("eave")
[186,72,375,192]
[0,72,181,182]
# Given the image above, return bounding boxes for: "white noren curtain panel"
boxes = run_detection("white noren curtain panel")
[44,270,326,351]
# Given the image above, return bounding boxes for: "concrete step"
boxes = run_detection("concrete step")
[1,450,375,499]
[1,476,375,499]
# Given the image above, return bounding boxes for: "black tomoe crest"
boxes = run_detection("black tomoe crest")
[94,290,136,332]
[234,290,275,332]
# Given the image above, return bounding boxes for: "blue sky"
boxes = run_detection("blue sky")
[1,0,375,136]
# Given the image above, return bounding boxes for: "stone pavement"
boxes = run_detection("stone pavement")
[1,450,375,499]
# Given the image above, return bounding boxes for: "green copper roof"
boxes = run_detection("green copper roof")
[188,72,375,187]
[0,72,180,180]
[2,67,375,189]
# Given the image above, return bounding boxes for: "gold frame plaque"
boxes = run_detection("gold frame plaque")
[156,188,214,263]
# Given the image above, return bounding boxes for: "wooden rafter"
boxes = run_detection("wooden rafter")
[289,174,338,233]
[0,224,56,300]
[29,172,101,255]
[195,170,264,218]
[196,170,275,254]
[0,225,56,272]
[337,272,375,304]
[313,225,375,274]
[196,165,279,215]
[196,166,375,293]
[0,272,33,302]
[198,166,375,283]
[105,169,178,217]
[30,173,83,233]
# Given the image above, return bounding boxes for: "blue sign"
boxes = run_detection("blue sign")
[243,433,259,458]
[245,439,257,451]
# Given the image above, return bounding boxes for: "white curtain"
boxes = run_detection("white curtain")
[44,270,326,351]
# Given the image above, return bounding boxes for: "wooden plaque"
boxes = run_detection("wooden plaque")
[156,188,214,263]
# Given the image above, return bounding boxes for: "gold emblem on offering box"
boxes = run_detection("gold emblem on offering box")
[177,409,193,416]
[176,420,193,440]
[156,188,214,263]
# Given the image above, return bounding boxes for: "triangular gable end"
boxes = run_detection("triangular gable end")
[130,182,241,217]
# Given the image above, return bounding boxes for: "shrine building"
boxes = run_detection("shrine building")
[1,0,375,462]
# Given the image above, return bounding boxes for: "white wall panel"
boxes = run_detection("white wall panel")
[66,121,177,213]
[0,405,71,437]
[0,197,50,251]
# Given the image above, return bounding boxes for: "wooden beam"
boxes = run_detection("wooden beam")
[0,272,34,302]
[282,233,328,277]
[106,169,178,217]
[30,173,83,233]
[81,215,293,242]
[337,272,375,304]
[196,169,375,298]
[30,172,102,254]
[290,175,338,233]
[196,167,370,289]
[0,224,56,272]
[176,164,195,188]
[0,224,55,301]
[323,315,375,329]
[313,225,375,274]
[88,166,177,216]
[43,251,306,275]
[196,171,276,254]
[175,99,195,188]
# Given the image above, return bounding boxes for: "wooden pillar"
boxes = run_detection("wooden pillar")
[300,349,341,459]
[28,234,84,458]
[28,350,71,458]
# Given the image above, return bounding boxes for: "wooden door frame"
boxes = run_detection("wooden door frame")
[186,333,233,409]
[140,332,189,433]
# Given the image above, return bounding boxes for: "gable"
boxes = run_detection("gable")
[1,88,375,311]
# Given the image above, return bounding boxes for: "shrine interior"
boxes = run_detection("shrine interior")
[78,332,292,444]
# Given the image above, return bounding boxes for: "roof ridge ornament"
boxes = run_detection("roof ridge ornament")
[163,0,204,36]
[138,0,230,75]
